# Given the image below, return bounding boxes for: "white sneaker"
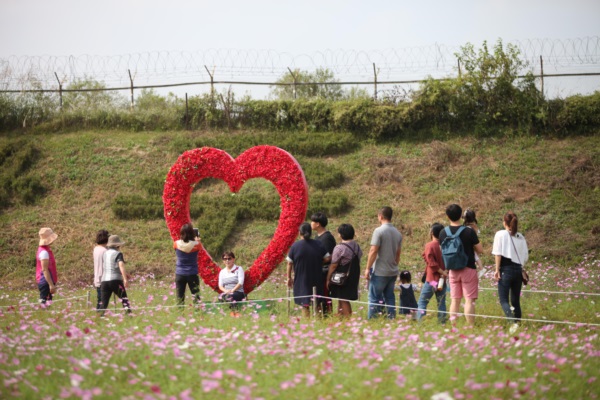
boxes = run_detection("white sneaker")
[509,324,519,334]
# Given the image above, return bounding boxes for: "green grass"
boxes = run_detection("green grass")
[0,130,598,284]
[0,258,598,399]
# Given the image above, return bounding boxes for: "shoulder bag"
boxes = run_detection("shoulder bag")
[330,243,357,286]
[510,234,529,285]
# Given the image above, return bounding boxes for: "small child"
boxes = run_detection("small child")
[398,270,419,319]
[99,235,132,316]
[463,209,484,270]
[424,224,448,291]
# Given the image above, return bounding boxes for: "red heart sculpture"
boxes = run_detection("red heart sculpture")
[163,146,308,295]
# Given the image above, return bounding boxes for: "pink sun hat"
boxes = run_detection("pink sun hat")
[39,227,58,246]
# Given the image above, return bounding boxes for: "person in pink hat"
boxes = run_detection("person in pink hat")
[36,227,58,305]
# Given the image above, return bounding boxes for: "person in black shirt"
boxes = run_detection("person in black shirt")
[311,212,336,314]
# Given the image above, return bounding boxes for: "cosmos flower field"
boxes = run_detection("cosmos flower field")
[1,256,598,399]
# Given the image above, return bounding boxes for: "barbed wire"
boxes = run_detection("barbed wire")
[1,37,599,92]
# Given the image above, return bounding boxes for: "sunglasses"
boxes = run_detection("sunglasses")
[222,257,233,260]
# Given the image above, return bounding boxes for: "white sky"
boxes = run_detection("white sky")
[1,0,599,55]
[1,0,599,97]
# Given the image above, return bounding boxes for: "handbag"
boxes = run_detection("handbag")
[521,270,529,286]
[329,243,357,286]
[510,234,529,286]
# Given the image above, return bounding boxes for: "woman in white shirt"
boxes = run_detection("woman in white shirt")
[218,251,245,315]
[492,212,529,324]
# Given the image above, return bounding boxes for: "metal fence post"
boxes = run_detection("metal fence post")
[540,55,545,99]
[54,72,63,111]
[373,63,378,101]
[128,69,134,110]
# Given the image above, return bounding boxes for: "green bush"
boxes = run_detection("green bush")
[299,158,346,189]
[237,100,292,130]
[307,190,350,217]
[0,140,46,210]
[553,91,600,134]
[141,176,165,197]
[171,131,360,158]
[410,40,543,136]
[11,176,46,205]
[113,183,350,255]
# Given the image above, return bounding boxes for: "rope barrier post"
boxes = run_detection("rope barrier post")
[287,286,291,316]
[312,286,317,317]
[128,69,134,110]
[87,290,91,308]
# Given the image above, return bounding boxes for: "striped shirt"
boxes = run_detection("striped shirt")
[102,248,125,282]
[218,265,245,293]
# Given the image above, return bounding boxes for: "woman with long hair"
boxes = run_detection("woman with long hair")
[492,212,529,326]
[173,223,202,307]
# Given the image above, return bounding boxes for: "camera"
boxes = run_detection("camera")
[193,228,199,237]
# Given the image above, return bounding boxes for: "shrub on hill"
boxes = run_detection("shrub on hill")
[170,131,360,157]
[0,140,46,210]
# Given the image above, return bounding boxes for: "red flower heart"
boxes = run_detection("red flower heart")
[163,146,308,295]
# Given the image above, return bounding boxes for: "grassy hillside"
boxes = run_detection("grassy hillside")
[0,130,598,287]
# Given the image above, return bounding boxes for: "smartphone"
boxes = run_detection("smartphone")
[193,228,199,237]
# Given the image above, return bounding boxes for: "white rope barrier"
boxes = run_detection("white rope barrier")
[1,292,598,327]
[479,287,600,296]
[314,295,600,327]
[3,284,597,311]
[0,295,315,315]
[0,294,88,308]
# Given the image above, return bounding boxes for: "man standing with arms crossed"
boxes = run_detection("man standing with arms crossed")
[365,206,403,319]
[439,204,484,327]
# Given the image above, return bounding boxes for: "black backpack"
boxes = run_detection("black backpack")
[441,226,468,270]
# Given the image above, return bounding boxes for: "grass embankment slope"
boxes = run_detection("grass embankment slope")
[0,130,598,287]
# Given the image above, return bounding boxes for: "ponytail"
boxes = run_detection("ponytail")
[503,212,518,236]
[299,222,312,240]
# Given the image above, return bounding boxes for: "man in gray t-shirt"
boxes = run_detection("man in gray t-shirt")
[365,206,403,319]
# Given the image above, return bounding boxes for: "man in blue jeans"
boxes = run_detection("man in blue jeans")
[364,206,403,319]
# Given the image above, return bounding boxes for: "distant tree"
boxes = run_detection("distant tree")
[63,77,126,110]
[412,38,541,132]
[454,39,539,125]
[271,68,343,100]
[135,89,182,110]
[342,86,373,100]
